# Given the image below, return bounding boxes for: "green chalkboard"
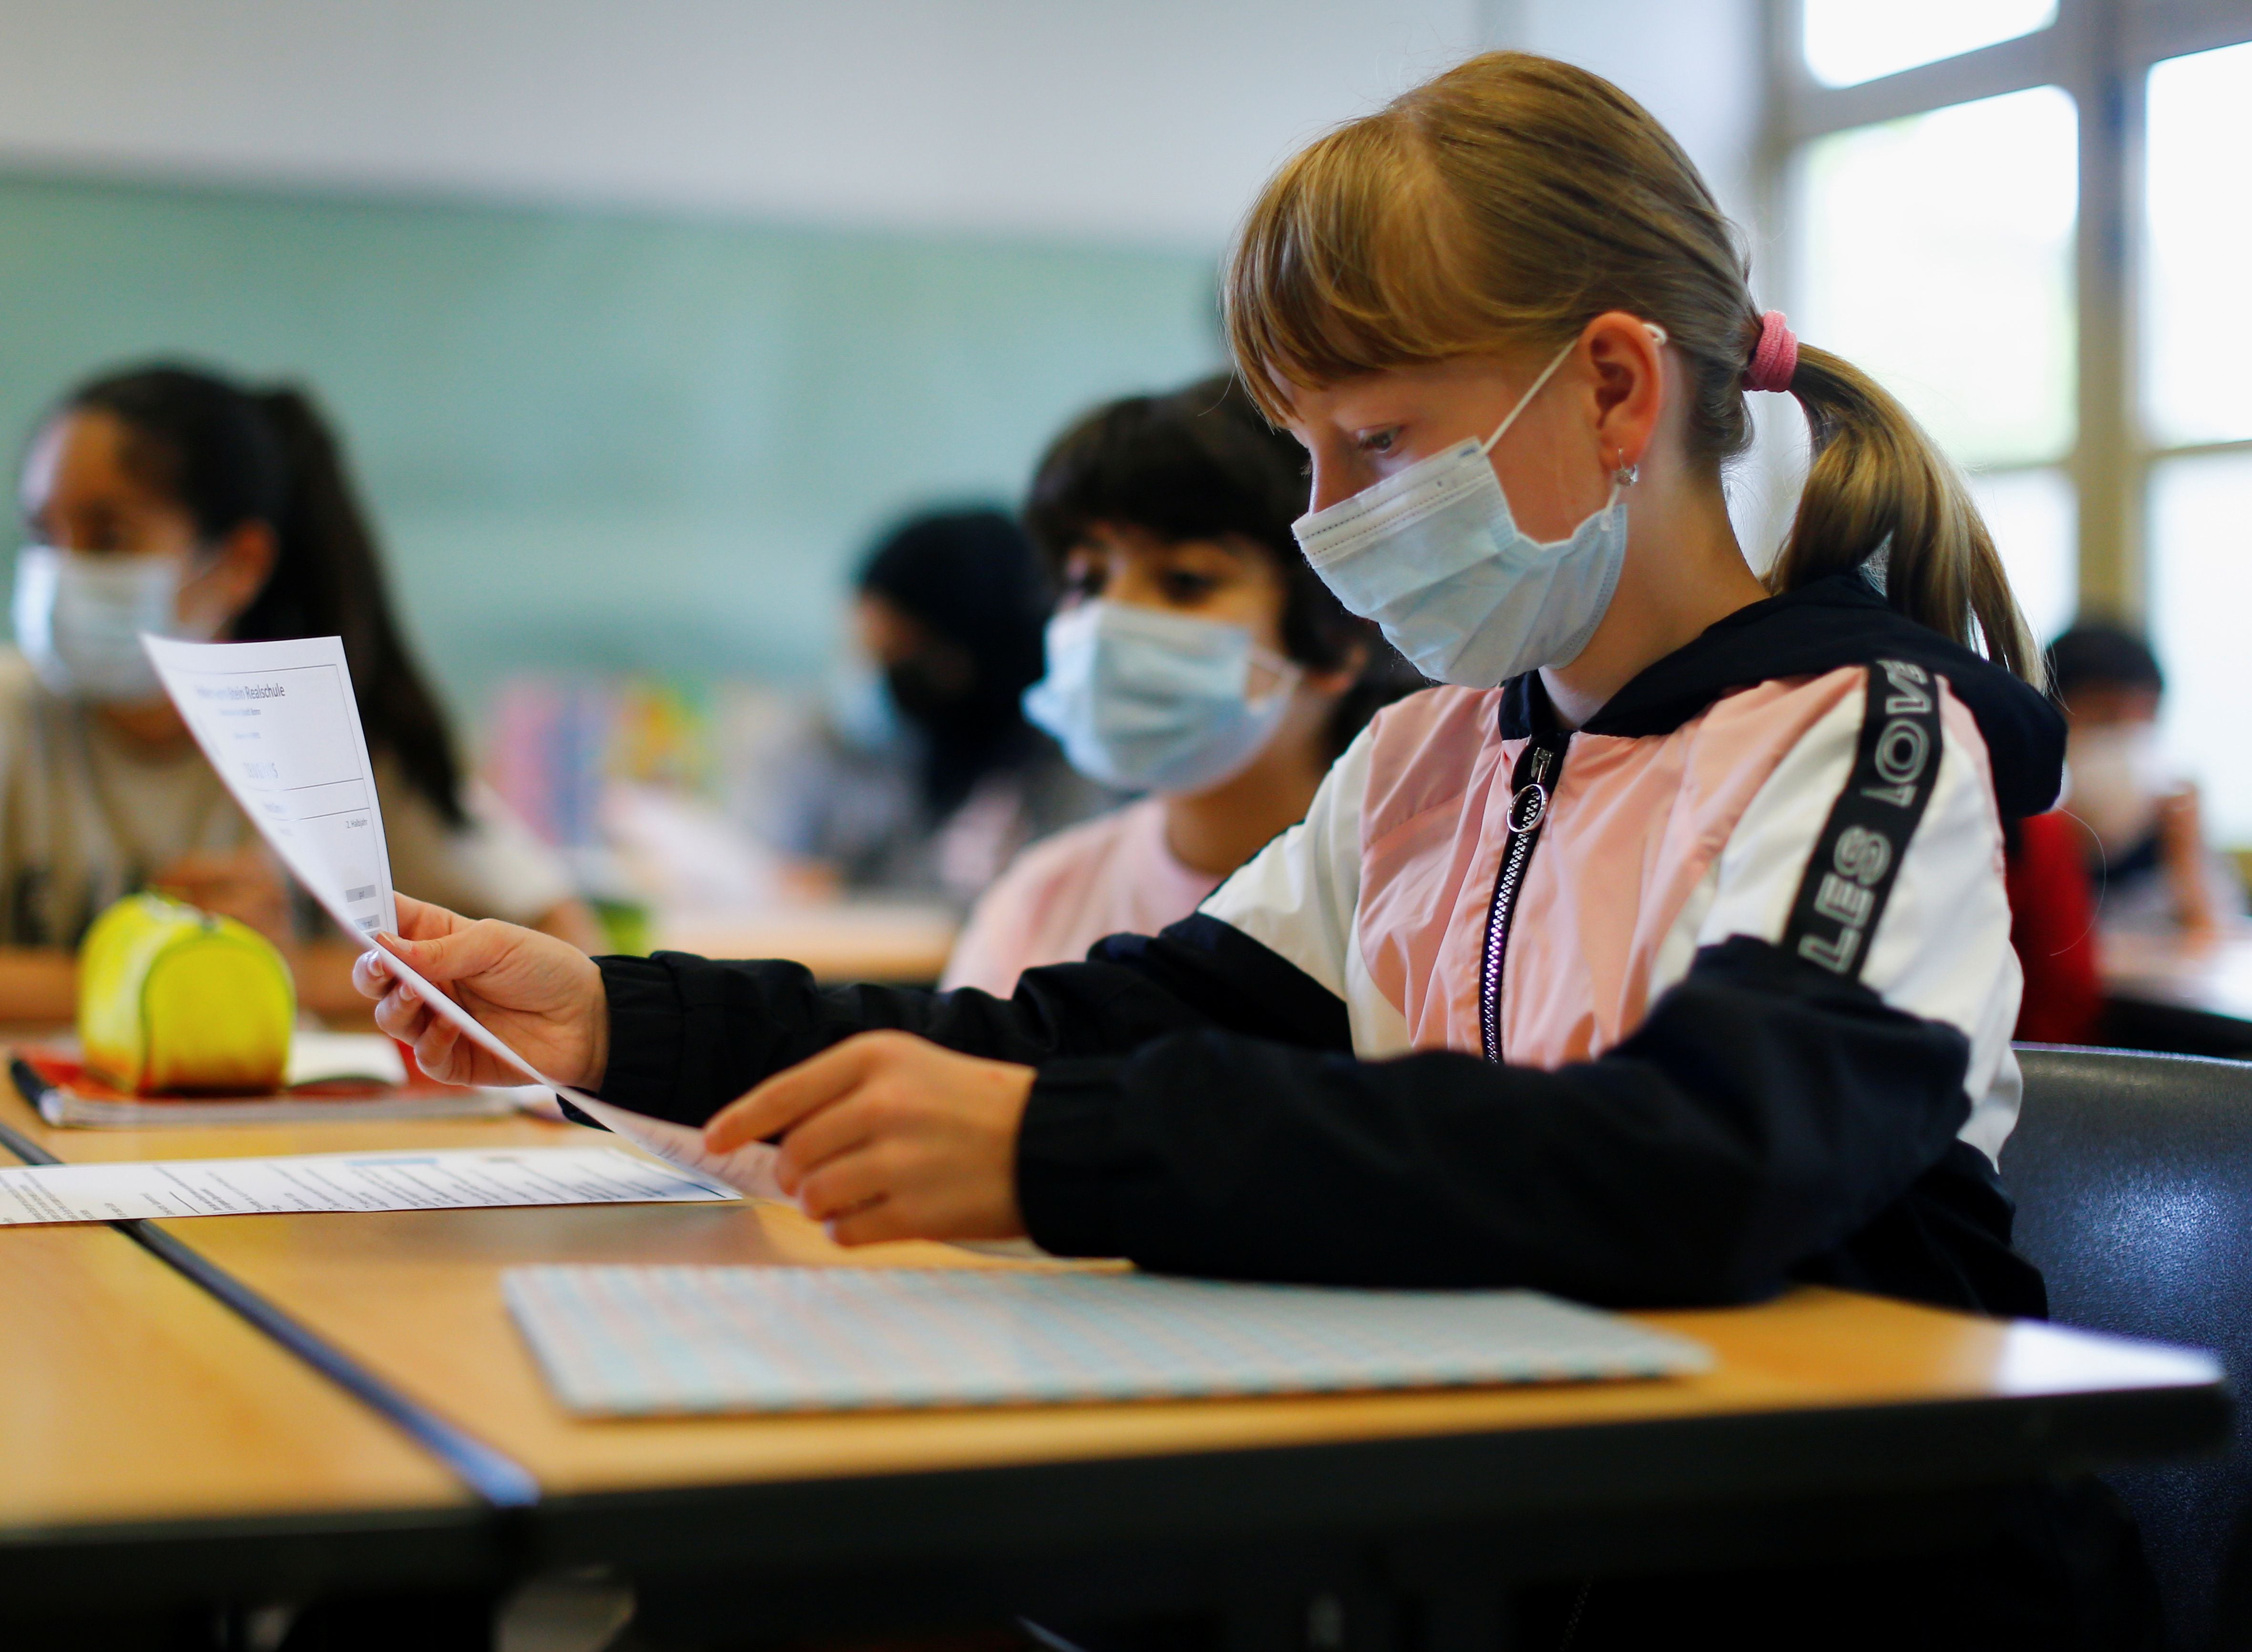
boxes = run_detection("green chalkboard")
[0,174,1221,716]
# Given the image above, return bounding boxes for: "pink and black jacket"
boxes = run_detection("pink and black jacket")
[593,573,2065,1315]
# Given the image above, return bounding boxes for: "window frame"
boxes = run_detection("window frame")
[1762,0,2252,623]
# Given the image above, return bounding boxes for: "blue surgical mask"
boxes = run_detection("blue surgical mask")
[11,545,214,703]
[823,653,903,754]
[1290,327,1663,688]
[1023,600,1300,793]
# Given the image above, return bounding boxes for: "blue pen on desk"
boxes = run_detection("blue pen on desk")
[6,1056,64,1156]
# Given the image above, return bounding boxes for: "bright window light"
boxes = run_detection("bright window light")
[2144,41,2252,447]
[1969,467,2077,646]
[1797,86,2078,470]
[1803,0,2058,88]
[2149,451,2252,845]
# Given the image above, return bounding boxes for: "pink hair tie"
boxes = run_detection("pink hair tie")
[1745,310,1798,393]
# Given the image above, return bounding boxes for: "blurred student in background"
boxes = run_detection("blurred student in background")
[0,363,596,1020]
[768,508,1110,905]
[2050,621,2244,938]
[2003,807,2103,1045]
[943,375,1416,996]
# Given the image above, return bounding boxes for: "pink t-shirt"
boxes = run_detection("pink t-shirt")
[942,797,1224,998]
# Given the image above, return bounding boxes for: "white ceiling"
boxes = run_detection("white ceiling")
[0,1,1766,246]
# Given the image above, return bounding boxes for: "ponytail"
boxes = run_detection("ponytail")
[57,364,469,825]
[244,388,468,826]
[1770,345,2041,685]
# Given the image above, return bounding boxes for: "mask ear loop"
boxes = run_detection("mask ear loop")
[1243,645,1304,709]
[173,540,241,641]
[1479,340,1579,455]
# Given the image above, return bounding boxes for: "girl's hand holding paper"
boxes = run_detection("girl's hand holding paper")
[141,633,777,1197]
[356,895,608,1090]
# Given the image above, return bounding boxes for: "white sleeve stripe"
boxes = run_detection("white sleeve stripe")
[1672,679,2023,1163]
[1199,726,1373,1002]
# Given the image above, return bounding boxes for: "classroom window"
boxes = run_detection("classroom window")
[1802,0,2058,90]
[2143,41,2252,449]
[1795,87,2078,469]
[1774,0,2252,847]
[1970,467,2077,647]
[2149,452,2252,844]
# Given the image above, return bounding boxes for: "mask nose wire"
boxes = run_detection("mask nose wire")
[1478,339,1580,456]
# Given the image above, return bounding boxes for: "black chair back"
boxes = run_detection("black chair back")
[2006,1045,2252,1650]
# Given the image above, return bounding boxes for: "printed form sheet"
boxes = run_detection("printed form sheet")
[143,635,778,1195]
[0,1146,737,1225]
[144,635,398,941]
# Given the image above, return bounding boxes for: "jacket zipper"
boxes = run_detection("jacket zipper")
[1480,732,1568,1064]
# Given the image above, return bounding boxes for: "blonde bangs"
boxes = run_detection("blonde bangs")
[1224,114,1515,425]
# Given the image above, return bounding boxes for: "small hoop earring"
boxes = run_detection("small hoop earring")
[1610,449,1640,487]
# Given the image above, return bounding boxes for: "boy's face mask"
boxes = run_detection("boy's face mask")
[10,546,220,704]
[1290,327,1664,688]
[1023,599,1300,794]
[2065,721,2173,858]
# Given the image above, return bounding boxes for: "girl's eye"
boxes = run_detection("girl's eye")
[1064,567,1106,600]
[1357,428,1402,457]
[1160,570,1221,604]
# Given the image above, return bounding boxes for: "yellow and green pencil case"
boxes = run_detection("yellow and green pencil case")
[78,894,295,1095]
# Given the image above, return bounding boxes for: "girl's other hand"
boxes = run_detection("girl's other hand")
[704,1030,1031,1245]
[151,846,294,949]
[352,894,608,1089]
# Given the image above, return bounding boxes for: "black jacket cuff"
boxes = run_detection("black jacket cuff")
[594,954,687,1116]
[1017,1057,1129,1258]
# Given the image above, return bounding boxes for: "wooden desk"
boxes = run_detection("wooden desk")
[0,1219,480,1621]
[2100,930,2252,1053]
[0,1081,2229,1639]
[652,900,959,984]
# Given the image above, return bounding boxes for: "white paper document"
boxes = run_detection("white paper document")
[0,1146,739,1225]
[143,635,770,1192]
[144,634,399,941]
[504,1266,1716,1416]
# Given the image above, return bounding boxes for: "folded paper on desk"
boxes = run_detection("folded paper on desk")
[143,635,767,1191]
[502,1265,1715,1416]
[0,1146,738,1225]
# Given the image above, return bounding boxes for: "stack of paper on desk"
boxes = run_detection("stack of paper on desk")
[502,1265,1714,1416]
[0,1147,740,1224]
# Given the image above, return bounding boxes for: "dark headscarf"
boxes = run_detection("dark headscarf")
[856,508,1052,815]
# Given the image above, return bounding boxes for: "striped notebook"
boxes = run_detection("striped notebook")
[502,1264,1712,1416]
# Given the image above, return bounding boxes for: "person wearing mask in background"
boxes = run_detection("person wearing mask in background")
[0,363,598,1020]
[942,375,1418,996]
[768,508,1110,906]
[2050,621,2244,939]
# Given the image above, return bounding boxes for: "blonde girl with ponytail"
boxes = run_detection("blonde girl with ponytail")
[357,51,2133,1643]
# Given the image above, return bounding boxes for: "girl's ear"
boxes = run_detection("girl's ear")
[1580,310,1668,473]
[193,519,278,633]
[1301,636,1369,697]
